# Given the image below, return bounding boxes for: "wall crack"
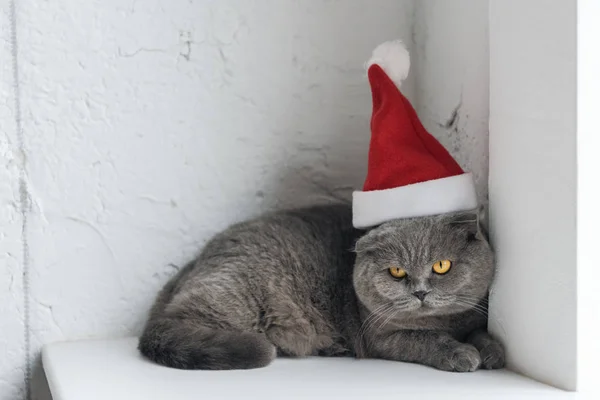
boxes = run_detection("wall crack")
[438,96,463,130]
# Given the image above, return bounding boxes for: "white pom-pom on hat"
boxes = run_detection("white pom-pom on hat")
[366,40,410,90]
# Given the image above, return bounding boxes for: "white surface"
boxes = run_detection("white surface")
[42,338,571,400]
[488,0,577,391]
[352,173,477,228]
[577,0,600,397]
[1,1,26,399]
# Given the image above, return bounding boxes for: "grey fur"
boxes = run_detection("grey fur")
[139,204,504,371]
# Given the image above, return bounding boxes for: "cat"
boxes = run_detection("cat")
[139,204,504,372]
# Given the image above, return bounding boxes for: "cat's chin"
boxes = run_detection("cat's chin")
[421,300,453,309]
[409,298,464,316]
[404,300,426,311]
[386,299,432,314]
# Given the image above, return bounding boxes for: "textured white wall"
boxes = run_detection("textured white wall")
[1,2,26,399]
[413,0,490,203]
[3,1,419,398]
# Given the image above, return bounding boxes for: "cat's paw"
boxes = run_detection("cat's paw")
[268,325,314,356]
[439,343,481,372]
[267,318,325,357]
[480,341,505,369]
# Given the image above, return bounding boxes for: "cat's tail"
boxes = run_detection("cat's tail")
[138,317,276,370]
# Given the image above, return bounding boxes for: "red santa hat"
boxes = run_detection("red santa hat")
[352,40,478,229]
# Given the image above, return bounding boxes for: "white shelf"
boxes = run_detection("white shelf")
[42,338,573,400]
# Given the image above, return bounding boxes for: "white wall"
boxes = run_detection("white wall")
[413,0,490,203]
[1,2,26,399]
[488,0,577,391]
[3,1,420,398]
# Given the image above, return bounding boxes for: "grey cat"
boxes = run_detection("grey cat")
[139,204,504,372]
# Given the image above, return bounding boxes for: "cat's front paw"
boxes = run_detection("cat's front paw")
[439,343,481,372]
[480,341,505,370]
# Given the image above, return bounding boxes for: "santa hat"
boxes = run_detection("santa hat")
[352,40,477,229]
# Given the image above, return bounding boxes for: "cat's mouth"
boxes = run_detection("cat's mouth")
[395,298,429,312]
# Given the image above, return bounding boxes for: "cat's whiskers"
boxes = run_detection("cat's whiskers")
[356,305,396,357]
[457,301,488,317]
[455,297,488,311]
[354,303,392,355]
[456,295,489,307]
[457,294,489,303]
[456,296,489,308]
[454,299,489,318]
[355,303,395,357]
[365,308,401,354]
[455,295,508,338]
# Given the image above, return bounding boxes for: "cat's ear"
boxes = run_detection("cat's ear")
[354,225,394,254]
[354,231,380,254]
[448,206,489,243]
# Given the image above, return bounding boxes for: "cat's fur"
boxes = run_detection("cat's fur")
[139,204,504,372]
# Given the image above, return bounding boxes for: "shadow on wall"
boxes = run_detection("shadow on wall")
[31,359,52,400]
[266,87,371,211]
[198,39,390,218]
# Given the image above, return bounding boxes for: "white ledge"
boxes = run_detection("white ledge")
[42,337,573,400]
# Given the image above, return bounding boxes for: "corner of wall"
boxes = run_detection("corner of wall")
[411,0,490,204]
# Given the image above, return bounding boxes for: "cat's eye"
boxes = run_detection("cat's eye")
[432,260,452,275]
[389,267,407,279]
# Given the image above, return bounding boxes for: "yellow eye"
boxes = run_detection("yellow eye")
[433,260,452,275]
[389,267,407,279]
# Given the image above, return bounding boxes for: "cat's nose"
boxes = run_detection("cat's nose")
[412,291,430,301]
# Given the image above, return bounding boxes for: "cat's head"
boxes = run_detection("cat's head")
[352,209,494,317]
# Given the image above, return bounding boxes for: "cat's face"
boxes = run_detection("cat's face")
[353,210,494,317]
